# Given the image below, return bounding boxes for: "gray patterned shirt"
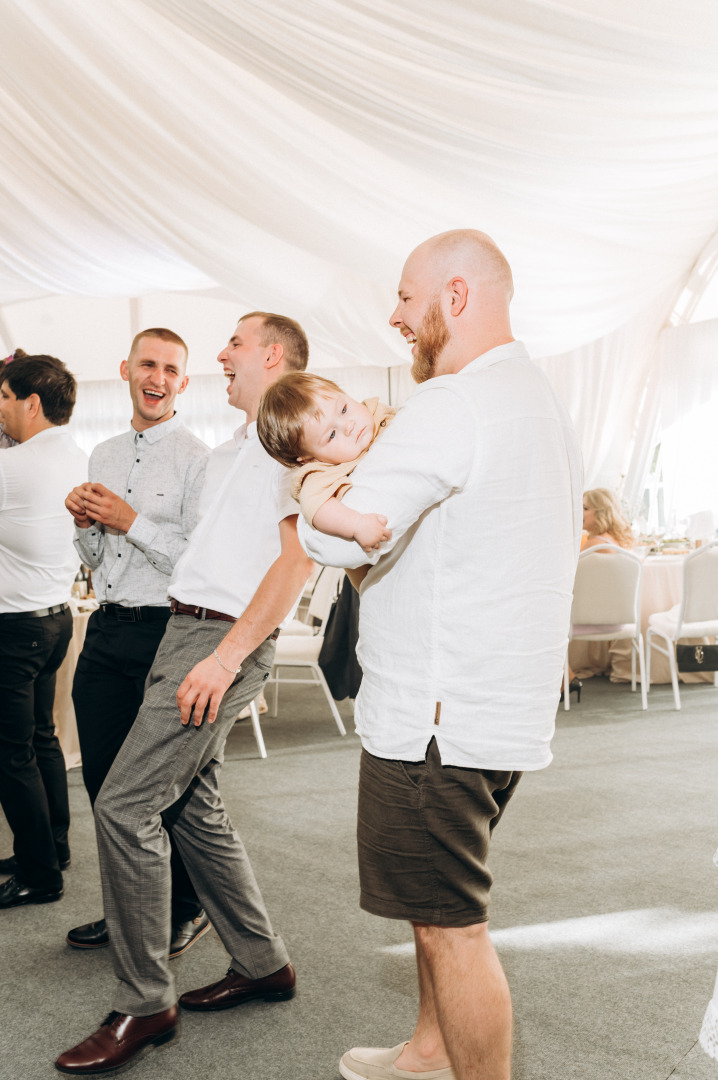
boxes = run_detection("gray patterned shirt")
[74,414,209,607]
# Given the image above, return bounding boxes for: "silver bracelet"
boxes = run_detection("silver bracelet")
[213,649,242,675]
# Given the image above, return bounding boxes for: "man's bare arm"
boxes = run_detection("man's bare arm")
[177,515,314,726]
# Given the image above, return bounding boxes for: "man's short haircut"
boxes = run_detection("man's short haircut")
[129,328,188,363]
[241,312,309,373]
[0,354,77,426]
[257,372,343,467]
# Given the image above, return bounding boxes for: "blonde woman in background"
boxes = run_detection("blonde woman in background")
[581,487,635,551]
[564,488,635,702]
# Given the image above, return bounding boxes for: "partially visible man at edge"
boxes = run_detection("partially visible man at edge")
[300,230,582,1080]
[55,312,315,1077]
[0,355,87,908]
[64,328,210,959]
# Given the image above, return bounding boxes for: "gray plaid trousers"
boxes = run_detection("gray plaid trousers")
[94,614,289,1015]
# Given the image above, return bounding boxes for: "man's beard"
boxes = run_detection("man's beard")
[411,298,450,384]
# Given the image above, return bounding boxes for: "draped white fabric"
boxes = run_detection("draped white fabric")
[656,318,718,525]
[2,0,718,493]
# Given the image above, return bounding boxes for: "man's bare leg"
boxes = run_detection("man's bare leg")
[395,924,452,1071]
[395,922,512,1080]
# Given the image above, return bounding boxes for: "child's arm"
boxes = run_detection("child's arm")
[312,495,391,555]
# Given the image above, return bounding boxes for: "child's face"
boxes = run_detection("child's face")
[299,392,374,466]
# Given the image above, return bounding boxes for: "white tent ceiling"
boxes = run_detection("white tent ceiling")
[1,0,718,497]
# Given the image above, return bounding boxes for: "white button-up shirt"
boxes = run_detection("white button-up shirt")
[0,427,88,612]
[74,415,208,606]
[169,421,299,623]
[300,342,583,771]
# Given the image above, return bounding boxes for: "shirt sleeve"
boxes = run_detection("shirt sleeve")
[74,524,105,568]
[276,463,300,523]
[72,446,105,567]
[299,382,475,568]
[124,452,209,575]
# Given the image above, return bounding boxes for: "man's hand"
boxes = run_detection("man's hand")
[177,655,235,727]
[81,483,138,533]
[353,513,392,555]
[65,483,96,529]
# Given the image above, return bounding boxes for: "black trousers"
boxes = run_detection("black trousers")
[0,607,72,890]
[72,607,202,922]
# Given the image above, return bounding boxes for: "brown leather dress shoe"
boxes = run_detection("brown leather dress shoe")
[179,962,296,1011]
[54,1005,179,1074]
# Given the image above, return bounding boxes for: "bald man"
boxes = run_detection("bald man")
[300,230,583,1080]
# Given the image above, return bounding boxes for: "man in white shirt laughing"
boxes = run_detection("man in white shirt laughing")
[56,313,314,1078]
[300,230,582,1080]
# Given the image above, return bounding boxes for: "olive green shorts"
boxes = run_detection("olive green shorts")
[357,737,521,927]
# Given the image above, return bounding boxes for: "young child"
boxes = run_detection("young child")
[257,373,395,583]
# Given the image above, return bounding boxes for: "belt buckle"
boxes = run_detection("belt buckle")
[115,608,137,623]
[194,606,206,620]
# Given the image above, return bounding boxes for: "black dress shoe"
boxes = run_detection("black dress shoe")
[55,1006,179,1074]
[67,918,110,949]
[559,677,583,703]
[169,910,211,959]
[0,855,70,875]
[0,874,63,908]
[179,962,296,1011]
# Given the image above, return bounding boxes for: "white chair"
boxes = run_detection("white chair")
[244,698,267,759]
[646,540,718,710]
[564,544,646,711]
[266,566,348,736]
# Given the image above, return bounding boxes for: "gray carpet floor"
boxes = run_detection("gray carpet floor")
[1,675,717,1080]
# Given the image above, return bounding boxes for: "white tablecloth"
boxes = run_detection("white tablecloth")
[569,555,714,685]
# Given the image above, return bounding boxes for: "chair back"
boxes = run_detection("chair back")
[677,540,718,630]
[570,544,642,628]
[306,566,345,630]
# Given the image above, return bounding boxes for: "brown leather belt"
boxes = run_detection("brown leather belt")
[169,599,236,623]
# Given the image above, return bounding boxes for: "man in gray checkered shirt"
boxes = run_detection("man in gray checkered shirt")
[64,327,210,959]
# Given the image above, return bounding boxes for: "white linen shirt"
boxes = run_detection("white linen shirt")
[169,421,299,623]
[300,341,583,771]
[73,415,208,606]
[0,427,88,612]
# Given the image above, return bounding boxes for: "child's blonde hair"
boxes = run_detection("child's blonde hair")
[257,372,344,468]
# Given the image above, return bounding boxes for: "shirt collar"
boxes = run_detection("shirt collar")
[460,340,529,376]
[19,425,65,446]
[131,412,182,445]
[232,420,256,447]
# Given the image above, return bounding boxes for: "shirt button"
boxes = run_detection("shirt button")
[127,489,132,493]
[108,584,112,589]
[136,458,140,463]
[118,553,122,558]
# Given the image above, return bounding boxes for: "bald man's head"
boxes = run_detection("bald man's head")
[390,229,515,381]
[408,229,514,301]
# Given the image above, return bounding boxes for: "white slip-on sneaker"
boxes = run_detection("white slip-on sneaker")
[339,1043,456,1080]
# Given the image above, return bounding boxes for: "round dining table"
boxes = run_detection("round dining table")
[568,554,714,686]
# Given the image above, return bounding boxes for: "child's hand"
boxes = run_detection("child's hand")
[353,513,392,555]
